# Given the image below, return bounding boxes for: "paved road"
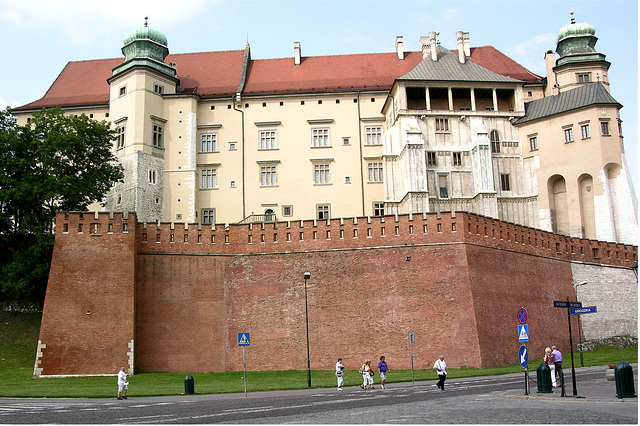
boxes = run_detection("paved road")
[0,366,636,423]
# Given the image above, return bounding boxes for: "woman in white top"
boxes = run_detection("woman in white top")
[335,358,345,390]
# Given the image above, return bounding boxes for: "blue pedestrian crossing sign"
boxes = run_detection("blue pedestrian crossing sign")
[518,345,529,367]
[238,333,250,346]
[518,324,529,342]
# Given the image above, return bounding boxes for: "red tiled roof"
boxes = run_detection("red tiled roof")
[14,46,542,111]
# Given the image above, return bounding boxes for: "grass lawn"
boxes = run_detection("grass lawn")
[0,311,636,398]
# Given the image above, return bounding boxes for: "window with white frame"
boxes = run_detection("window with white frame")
[600,120,610,136]
[201,168,218,189]
[490,130,500,153]
[577,73,590,83]
[115,124,125,149]
[152,123,164,148]
[282,205,293,217]
[529,136,538,151]
[316,204,330,220]
[365,126,382,145]
[202,209,215,225]
[435,118,449,132]
[260,165,277,186]
[453,152,462,166]
[312,128,330,147]
[438,174,448,199]
[314,164,331,184]
[427,151,437,166]
[201,134,218,153]
[148,169,157,185]
[564,127,574,143]
[500,174,511,191]
[368,162,383,182]
[153,83,164,95]
[259,130,277,150]
[580,123,591,139]
[373,202,384,217]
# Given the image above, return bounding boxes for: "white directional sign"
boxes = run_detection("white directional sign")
[238,333,250,346]
[518,324,529,342]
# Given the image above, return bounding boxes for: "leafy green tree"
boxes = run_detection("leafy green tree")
[0,107,124,300]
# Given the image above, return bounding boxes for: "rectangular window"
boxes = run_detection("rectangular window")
[577,73,590,83]
[564,128,574,143]
[438,175,448,199]
[529,136,538,151]
[500,174,511,191]
[427,152,437,166]
[152,124,164,148]
[600,121,610,136]
[314,164,331,184]
[119,86,126,96]
[259,130,277,150]
[153,84,164,95]
[282,205,293,217]
[453,152,462,166]
[435,118,449,132]
[202,209,215,225]
[201,134,218,153]
[373,202,384,217]
[581,124,590,139]
[317,204,330,220]
[116,125,125,149]
[365,126,382,145]
[201,169,218,189]
[312,128,330,147]
[148,169,157,185]
[260,166,277,186]
[367,162,383,182]
[229,142,237,151]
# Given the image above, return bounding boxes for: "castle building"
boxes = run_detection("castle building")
[12,15,637,245]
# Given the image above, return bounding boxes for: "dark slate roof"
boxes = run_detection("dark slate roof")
[398,46,523,83]
[514,82,621,125]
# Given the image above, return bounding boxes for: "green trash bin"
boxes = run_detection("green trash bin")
[614,361,636,399]
[184,375,195,395]
[536,363,553,393]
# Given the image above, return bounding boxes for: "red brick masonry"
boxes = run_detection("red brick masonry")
[35,211,637,376]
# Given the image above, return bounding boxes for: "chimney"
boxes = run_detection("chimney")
[463,32,470,57]
[544,50,557,95]
[396,36,404,60]
[420,36,430,59]
[456,31,465,64]
[429,31,438,61]
[294,41,301,66]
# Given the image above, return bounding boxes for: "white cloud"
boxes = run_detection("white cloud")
[0,0,209,44]
[506,32,557,74]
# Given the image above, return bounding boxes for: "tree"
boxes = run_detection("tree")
[0,107,124,300]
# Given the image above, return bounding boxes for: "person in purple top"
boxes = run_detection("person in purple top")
[377,356,388,390]
[551,346,563,389]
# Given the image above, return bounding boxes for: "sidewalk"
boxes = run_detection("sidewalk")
[504,365,638,402]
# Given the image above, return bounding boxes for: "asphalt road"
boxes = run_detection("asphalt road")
[0,368,636,424]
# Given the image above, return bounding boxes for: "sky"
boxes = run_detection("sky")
[0,0,637,196]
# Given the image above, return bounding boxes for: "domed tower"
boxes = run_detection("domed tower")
[105,18,179,223]
[544,12,611,95]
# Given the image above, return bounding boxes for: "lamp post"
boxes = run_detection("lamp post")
[303,272,311,388]
[574,280,588,367]
[632,260,638,280]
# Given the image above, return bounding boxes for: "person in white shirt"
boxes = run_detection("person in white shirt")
[117,366,128,400]
[335,358,345,390]
[433,355,448,390]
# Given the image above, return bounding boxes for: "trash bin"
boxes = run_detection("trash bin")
[614,361,636,399]
[184,375,195,395]
[536,363,553,393]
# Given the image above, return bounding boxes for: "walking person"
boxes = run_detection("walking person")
[377,356,388,390]
[360,359,374,390]
[544,347,557,388]
[117,366,128,400]
[551,345,563,390]
[433,355,448,390]
[335,358,345,391]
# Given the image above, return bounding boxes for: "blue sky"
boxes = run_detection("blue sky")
[0,0,637,194]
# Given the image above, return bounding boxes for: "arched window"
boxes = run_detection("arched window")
[490,130,500,153]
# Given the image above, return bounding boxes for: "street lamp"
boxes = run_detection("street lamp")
[303,272,311,387]
[574,280,588,367]
[632,260,638,280]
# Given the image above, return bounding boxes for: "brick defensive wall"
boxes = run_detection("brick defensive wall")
[34,211,637,377]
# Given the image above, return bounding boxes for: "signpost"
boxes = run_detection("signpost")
[517,309,529,395]
[238,333,250,397]
[408,331,415,384]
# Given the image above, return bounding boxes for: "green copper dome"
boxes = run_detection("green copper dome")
[123,17,168,47]
[555,12,603,65]
[557,20,596,43]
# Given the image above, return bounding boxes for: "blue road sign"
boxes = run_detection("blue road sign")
[518,345,529,367]
[238,333,250,346]
[570,306,597,315]
[517,308,527,324]
[518,324,529,342]
[554,301,582,308]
